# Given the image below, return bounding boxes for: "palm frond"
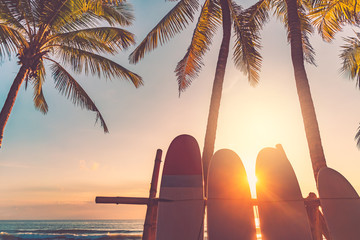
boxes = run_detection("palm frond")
[103,0,126,5]
[48,27,135,54]
[49,1,133,34]
[175,0,221,92]
[272,0,287,21]
[100,3,134,26]
[0,0,27,32]
[232,0,267,85]
[355,124,360,148]
[79,0,134,26]
[129,0,199,64]
[49,59,109,133]
[56,45,143,87]
[48,34,116,54]
[18,0,36,35]
[298,3,316,65]
[33,88,48,114]
[309,0,353,41]
[339,33,360,86]
[0,24,25,60]
[38,0,90,32]
[58,12,99,33]
[32,59,48,114]
[243,0,269,30]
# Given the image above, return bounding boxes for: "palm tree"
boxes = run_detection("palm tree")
[0,0,142,148]
[257,3,330,238]
[269,0,327,180]
[129,0,268,186]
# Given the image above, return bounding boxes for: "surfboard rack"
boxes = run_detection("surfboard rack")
[95,135,359,240]
[94,149,324,240]
[96,149,163,240]
[95,197,151,205]
[96,196,321,204]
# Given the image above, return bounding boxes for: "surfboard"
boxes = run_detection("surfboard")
[155,134,205,240]
[255,145,312,240]
[318,167,360,240]
[207,149,256,240]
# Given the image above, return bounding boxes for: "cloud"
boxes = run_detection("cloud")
[79,160,100,171]
[91,162,99,171]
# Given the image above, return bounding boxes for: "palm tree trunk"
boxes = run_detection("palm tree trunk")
[0,65,28,148]
[285,0,327,180]
[202,0,231,194]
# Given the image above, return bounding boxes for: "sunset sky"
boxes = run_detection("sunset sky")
[0,0,359,220]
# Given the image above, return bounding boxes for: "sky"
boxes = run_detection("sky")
[0,0,360,220]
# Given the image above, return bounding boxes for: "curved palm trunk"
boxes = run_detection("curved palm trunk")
[0,65,28,148]
[285,0,327,180]
[202,0,231,193]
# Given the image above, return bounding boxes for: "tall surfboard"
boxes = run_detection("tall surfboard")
[155,135,205,240]
[255,145,312,240]
[207,149,256,240]
[318,167,360,240]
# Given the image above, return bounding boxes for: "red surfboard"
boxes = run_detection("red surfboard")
[155,134,205,240]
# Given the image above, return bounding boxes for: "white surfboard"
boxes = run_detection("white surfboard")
[207,149,256,240]
[318,167,360,240]
[155,134,205,240]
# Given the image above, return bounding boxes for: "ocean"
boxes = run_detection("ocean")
[0,220,143,240]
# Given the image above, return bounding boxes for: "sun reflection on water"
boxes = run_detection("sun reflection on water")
[253,205,262,240]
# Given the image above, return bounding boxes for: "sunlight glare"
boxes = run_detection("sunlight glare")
[247,172,258,198]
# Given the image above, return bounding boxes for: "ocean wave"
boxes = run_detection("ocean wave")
[16,229,137,235]
[0,231,142,240]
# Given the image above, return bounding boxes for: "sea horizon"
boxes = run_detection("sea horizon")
[0,219,144,240]
[0,219,144,221]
